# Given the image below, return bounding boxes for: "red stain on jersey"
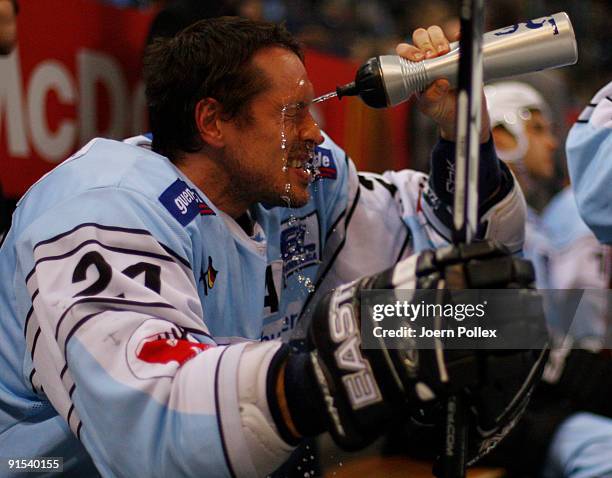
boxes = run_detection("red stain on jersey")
[137,338,211,366]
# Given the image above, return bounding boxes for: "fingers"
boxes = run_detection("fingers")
[421,79,451,107]
[397,25,452,61]
[416,79,456,138]
[412,25,450,58]
[395,42,426,61]
[448,29,461,42]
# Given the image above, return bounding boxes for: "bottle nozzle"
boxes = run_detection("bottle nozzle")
[337,57,389,108]
[336,82,358,100]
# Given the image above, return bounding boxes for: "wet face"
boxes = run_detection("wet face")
[523,110,558,180]
[219,47,324,209]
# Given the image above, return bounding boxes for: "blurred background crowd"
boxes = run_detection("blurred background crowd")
[101,0,611,97]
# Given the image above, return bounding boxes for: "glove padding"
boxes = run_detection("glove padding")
[371,239,536,290]
[308,278,410,450]
[304,240,548,461]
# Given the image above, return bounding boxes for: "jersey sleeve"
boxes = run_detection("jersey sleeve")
[567,80,612,244]
[303,136,526,324]
[16,187,291,477]
[316,165,411,292]
[419,137,526,253]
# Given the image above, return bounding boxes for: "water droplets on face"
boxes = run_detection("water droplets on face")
[278,82,340,295]
[280,106,290,177]
[279,105,293,209]
[280,81,334,193]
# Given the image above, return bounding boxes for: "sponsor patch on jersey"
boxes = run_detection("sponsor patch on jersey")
[311,146,337,180]
[281,211,320,277]
[159,179,215,226]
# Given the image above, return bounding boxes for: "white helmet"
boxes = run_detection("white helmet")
[484,81,551,162]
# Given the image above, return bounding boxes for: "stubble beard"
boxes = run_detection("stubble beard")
[222,143,310,210]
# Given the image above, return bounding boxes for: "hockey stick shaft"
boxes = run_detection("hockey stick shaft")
[452,0,484,244]
[439,1,485,477]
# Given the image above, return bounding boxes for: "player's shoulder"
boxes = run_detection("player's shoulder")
[12,137,201,243]
[585,80,612,128]
[318,131,343,156]
[543,187,574,217]
[20,137,176,206]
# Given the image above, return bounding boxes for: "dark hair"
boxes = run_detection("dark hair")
[143,16,303,162]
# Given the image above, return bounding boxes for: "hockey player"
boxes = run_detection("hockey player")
[484,81,558,288]
[0,18,542,476]
[567,80,612,245]
[483,81,612,478]
[485,80,608,337]
[538,78,612,478]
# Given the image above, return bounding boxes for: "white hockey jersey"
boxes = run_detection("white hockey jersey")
[0,132,525,476]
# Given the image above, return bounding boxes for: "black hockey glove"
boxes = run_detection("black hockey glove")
[267,241,548,461]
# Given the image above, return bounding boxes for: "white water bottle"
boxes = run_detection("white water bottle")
[337,12,578,108]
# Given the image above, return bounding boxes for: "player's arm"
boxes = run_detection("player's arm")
[567,80,612,245]
[280,241,547,463]
[419,136,526,253]
[395,27,526,253]
[310,63,525,300]
[19,187,308,477]
[297,133,524,316]
[19,184,457,477]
